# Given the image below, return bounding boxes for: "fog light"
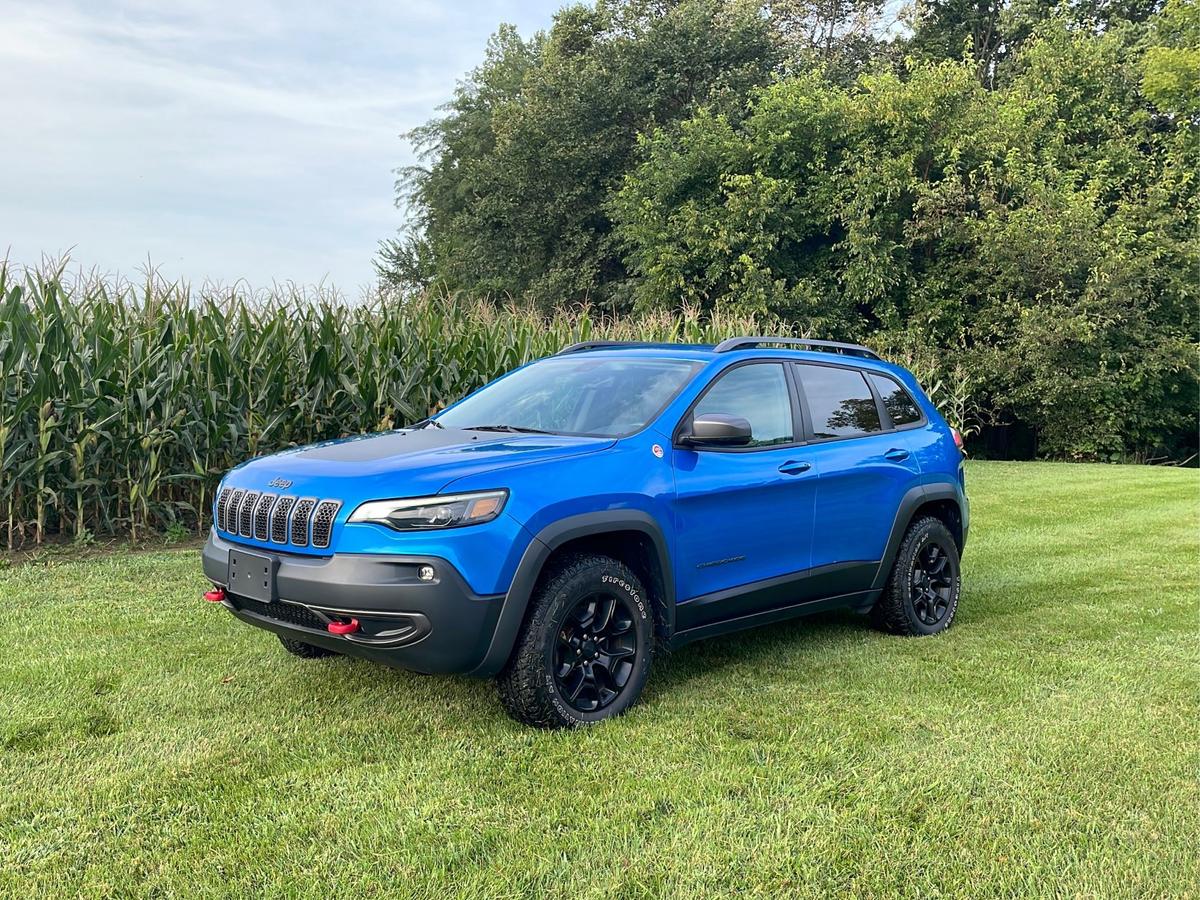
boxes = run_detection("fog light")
[418,565,436,582]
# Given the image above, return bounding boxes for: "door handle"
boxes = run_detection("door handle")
[778,460,811,475]
[884,448,910,461]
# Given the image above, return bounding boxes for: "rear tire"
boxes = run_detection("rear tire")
[278,635,337,658]
[497,553,653,728]
[872,516,961,636]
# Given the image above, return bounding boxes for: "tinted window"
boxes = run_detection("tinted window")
[693,364,793,447]
[796,365,882,438]
[868,373,922,426]
[437,357,699,437]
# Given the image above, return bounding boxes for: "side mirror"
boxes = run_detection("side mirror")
[682,413,753,447]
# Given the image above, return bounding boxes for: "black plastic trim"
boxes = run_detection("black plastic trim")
[469,510,675,677]
[714,337,880,359]
[870,482,964,591]
[203,531,502,674]
[672,589,876,646]
[675,560,878,632]
[557,340,663,354]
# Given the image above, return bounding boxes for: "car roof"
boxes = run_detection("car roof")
[554,343,913,377]
[556,344,717,361]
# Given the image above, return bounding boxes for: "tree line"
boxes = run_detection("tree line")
[379,0,1198,461]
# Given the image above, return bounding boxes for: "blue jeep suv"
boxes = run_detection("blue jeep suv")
[202,337,967,727]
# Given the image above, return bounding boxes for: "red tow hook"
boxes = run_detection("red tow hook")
[327,618,360,636]
[203,587,226,603]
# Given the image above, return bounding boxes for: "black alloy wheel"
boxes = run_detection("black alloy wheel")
[554,591,639,713]
[910,542,955,626]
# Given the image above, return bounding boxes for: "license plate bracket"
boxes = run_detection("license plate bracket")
[228,548,277,603]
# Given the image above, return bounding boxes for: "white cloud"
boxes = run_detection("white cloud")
[0,0,560,291]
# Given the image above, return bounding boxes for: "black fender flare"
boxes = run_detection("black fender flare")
[870,482,965,591]
[469,510,674,677]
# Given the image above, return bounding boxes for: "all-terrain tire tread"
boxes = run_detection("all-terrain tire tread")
[872,515,960,637]
[496,552,650,728]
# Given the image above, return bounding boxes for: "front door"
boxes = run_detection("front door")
[671,362,817,622]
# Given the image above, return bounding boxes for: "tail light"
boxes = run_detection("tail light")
[951,428,965,454]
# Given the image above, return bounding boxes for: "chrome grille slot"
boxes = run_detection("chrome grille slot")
[270,496,296,543]
[253,493,276,541]
[215,488,233,532]
[226,489,246,533]
[238,491,260,537]
[311,500,341,549]
[291,498,316,546]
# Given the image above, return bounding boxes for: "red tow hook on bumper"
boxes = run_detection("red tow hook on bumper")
[203,588,225,603]
[327,618,360,636]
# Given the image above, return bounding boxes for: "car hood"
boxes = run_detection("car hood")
[220,428,614,508]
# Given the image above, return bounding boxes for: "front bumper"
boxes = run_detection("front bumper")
[202,531,504,674]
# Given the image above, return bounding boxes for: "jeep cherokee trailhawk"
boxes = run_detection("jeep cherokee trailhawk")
[202,338,968,727]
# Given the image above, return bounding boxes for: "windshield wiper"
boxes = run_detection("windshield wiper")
[410,417,444,429]
[465,424,556,435]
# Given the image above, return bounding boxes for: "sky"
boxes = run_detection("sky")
[1,0,563,294]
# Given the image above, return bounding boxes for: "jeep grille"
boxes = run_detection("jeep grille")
[270,496,296,543]
[215,489,341,551]
[291,498,316,545]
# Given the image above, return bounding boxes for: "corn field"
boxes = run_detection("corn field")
[2,260,820,549]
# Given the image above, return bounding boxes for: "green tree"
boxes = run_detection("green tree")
[1140,0,1200,114]
[905,0,1165,87]
[383,0,781,307]
[384,0,1197,459]
[768,0,898,82]
[612,13,1198,458]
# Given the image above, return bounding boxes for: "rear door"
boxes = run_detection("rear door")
[670,362,816,610]
[793,363,923,587]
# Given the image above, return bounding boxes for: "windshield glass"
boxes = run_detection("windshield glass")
[435,356,700,437]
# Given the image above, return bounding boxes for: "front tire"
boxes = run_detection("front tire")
[497,553,653,728]
[872,516,961,636]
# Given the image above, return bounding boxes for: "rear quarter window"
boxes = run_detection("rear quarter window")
[867,373,923,426]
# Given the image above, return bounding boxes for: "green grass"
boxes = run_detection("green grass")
[1,461,1197,898]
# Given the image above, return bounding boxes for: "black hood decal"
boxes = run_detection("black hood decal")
[291,428,508,463]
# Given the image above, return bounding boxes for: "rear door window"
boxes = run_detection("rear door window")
[867,373,922,427]
[794,364,882,439]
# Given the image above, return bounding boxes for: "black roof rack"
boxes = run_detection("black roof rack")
[557,341,662,355]
[713,336,881,360]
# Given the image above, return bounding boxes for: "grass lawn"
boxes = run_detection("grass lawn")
[1,461,1197,898]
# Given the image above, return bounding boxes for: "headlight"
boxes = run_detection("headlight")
[347,490,508,531]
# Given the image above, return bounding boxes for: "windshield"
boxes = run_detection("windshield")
[435,356,700,438]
